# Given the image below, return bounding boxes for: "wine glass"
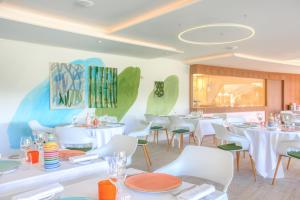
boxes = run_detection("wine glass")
[256,113,263,126]
[20,136,33,161]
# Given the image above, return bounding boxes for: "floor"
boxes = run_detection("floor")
[130,136,300,200]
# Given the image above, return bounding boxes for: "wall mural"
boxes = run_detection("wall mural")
[146,75,179,115]
[95,67,141,121]
[50,63,85,109]
[89,66,118,108]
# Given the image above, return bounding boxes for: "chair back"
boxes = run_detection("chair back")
[129,122,152,137]
[98,135,138,165]
[168,116,195,132]
[212,123,229,140]
[55,127,95,148]
[155,145,234,192]
[28,120,53,135]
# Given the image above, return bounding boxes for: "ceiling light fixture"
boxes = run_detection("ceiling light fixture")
[178,23,255,45]
[97,40,102,44]
[75,0,95,8]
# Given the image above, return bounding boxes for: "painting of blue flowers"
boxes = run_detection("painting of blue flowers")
[50,63,85,109]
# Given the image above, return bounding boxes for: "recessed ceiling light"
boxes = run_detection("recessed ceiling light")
[75,0,95,8]
[226,46,239,50]
[178,23,255,45]
[97,40,102,44]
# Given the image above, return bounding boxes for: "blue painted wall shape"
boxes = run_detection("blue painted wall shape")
[7,58,104,148]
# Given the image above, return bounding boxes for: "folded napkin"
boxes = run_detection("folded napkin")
[176,184,215,200]
[69,154,99,163]
[12,183,64,200]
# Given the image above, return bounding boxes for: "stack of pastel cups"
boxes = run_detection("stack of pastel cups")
[43,141,60,170]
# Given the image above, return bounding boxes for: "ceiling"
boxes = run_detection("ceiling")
[1,0,300,72]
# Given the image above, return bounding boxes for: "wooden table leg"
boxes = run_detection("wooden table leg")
[272,155,283,185]
[142,145,152,171]
[236,151,240,172]
[249,154,257,181]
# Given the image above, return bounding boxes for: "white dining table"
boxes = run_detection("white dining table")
[187,117,224,137]
[56,124,125,149]
[244,128,300,178]
[0,159,107,198]
[61,168,227,200]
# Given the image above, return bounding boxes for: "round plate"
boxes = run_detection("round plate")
[125,173,181,193]
[0,160,20,173]
[59,150,85,160]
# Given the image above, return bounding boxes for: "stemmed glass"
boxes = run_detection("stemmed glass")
[256,113,263,127]
[20,136,33,161]
[106,151,130,200]
[34,132,46,151]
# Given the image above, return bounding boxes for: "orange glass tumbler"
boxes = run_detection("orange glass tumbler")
[27,150,39,164]
[98,179,117,200]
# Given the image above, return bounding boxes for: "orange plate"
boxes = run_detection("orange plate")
[59,150,85,160]
[125,173,182,193]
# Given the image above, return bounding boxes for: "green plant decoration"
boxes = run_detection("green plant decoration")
[95,67,141,121]
[154,81,164,97]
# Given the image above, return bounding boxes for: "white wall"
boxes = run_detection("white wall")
[0,39,189,153]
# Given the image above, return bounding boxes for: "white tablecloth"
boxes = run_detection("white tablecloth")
[192,118,224,136]
[0,159,107,198]
[56,124,125,149]
[245,128,300,178]
[61,168,227,200]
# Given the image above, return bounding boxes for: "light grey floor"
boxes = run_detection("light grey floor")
[130,136,300,200]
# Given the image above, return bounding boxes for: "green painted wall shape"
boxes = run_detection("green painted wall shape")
[96,67,141,121]
[146,75,179,115]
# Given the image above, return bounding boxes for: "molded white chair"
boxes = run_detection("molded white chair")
[128,122,152,171]
[28,120,53,136]
[272,140,300,185]
[144,114,169,144]
[212,123,256,180]
[167,116,196,151]
[55,127,96,151]
[89,135,138,166]
[155,145,234,192]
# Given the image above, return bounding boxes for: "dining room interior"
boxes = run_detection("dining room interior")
[1,0,300,200]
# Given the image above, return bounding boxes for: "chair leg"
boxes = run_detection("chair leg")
[168,133,175,151]
[236,151,240,172]
[243,151,246,159]
[188,134,191,144]
[142,144,152,171]
[272,155,283,185]
[249,154,257,181]
[179,133,184,151]
[152,131,156,143]
[213,135,217,145]
[165,129,169,145]
[192,133,197,144]
[287,157,292,170]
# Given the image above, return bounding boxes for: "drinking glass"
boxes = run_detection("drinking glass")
[34,132,46,151]
[256,113,263,126]
[20,136,33,161]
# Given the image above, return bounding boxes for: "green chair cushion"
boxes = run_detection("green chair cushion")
[151,126,163,130]
[138,139,148,145]
[66,147,92,152]
[218,143,242,151]
[287,151,300,159]
[172,129,190,134]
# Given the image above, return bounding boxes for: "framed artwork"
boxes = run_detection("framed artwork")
[50,63,85,109]
[89,66,118,108]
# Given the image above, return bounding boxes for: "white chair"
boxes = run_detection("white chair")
[55,127,96,151]
[144,114,169,144]
[28,120,53,136]
[155,145,234,192]
[272,140,300,185]
[89,135,138,166]
[128,122,152,171]
[98,115,118,123]
[212,123,256,180]
[167,116,196,151]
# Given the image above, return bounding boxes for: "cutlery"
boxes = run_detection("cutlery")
[172,184,197,197]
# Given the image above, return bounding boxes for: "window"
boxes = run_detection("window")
[192,74,265,108]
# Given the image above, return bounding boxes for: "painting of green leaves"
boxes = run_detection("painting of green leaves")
[89,66,117,108]
[50,63,85,109]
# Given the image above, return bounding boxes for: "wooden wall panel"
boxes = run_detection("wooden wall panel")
[190,64,300,113]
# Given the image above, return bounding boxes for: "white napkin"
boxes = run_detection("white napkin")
[176,184,215,200]
[69,154,98,163]
[12,183,64,200]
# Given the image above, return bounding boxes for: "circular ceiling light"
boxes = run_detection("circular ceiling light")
[178,23,255,45]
